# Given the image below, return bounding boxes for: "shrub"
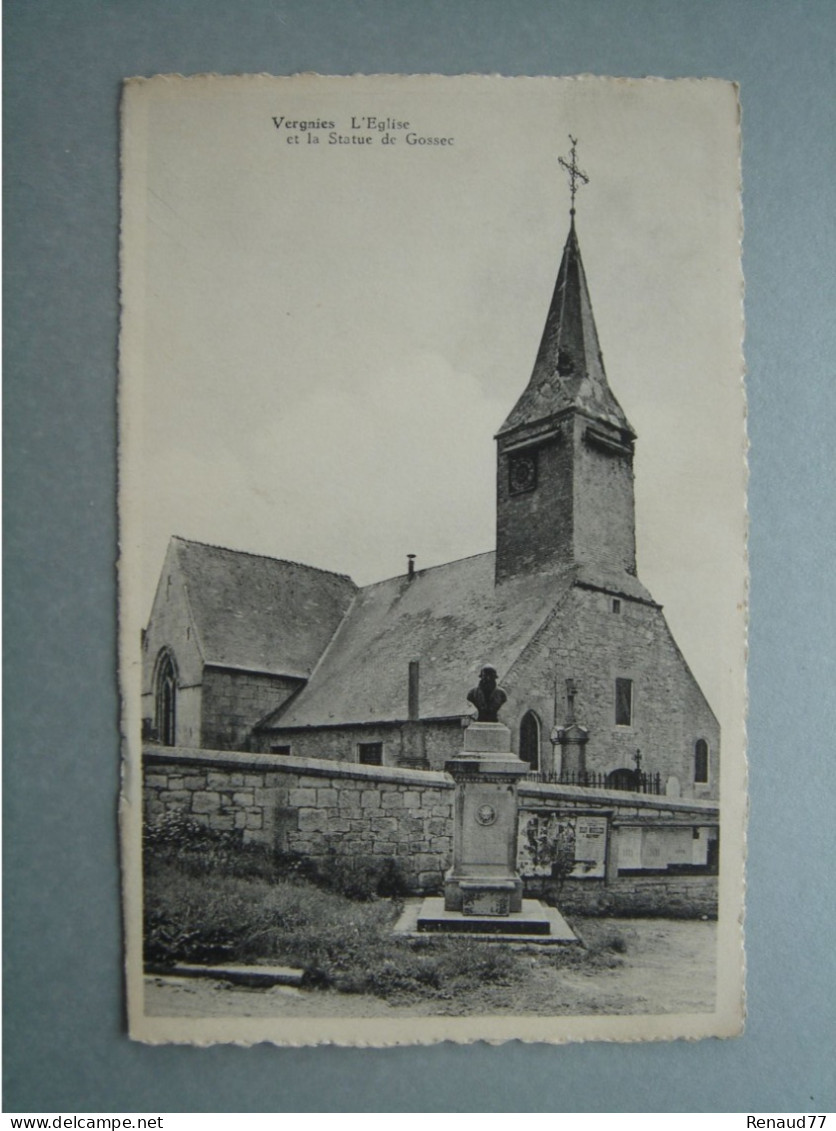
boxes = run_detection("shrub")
[143,814,409,899]
[144,811,320,884]
[312,850,409,901]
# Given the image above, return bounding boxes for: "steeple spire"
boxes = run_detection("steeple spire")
[497,139,634,440]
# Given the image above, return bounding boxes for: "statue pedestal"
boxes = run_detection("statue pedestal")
[411,721,577,942]
[442,722,526,914]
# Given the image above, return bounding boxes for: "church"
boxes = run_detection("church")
[141,199,720,804]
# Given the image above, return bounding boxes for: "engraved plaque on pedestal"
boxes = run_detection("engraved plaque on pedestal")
[461,888,512,917]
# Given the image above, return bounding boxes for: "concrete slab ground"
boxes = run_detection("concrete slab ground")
[145,962,305,987]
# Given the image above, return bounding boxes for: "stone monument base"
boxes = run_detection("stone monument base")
[397,897,578,944]
[443,873,524,915]
[407,708,578,944]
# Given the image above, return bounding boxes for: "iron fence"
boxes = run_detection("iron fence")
[525,768,663,794]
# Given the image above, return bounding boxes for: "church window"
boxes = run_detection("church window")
[615,678,633,727]
[519,710,541,772]
[694,739,709,783]
[155,650,177,746]
[358,742,383,766]
[612,599,621,614]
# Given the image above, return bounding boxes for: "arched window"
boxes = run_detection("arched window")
[519,710,541,772]
[606,767,637,791]
[155,650,177,746]
[694,739,709,784]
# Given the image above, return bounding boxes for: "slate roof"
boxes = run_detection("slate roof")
[266,552,656,728]
[173,537,357,678]
[498,220,634,438]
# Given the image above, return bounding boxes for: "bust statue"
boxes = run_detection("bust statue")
[467,664,508,722]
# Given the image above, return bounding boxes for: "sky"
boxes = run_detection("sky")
[121,74,745,738]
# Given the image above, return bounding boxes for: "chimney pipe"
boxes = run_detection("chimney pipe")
[407,553,416,579]
[408,660,420,721]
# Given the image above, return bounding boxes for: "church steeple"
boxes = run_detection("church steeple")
[497,218,634,441]
[495,141,637,585]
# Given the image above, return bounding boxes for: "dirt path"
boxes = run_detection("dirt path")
[144,918,716,1019]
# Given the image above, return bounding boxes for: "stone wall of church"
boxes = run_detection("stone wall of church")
[141,545,205,746]
[251,719,462,770]
[252,723,400,764]
[143,746,718,914]
[422,721,467,768]
[200,667,303,751]
[141,549,205,695]
[502,586,720,799]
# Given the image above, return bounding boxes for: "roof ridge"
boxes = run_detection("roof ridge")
[171,535,357,584]
[359,549,495,591]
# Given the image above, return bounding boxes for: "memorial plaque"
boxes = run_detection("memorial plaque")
[616,827,643,871]
[643,827,693,869]
[462,888,512,917]
[572,816,607,878]
[665,828,694,867]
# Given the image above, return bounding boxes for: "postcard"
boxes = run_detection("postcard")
[120,73,746,1045]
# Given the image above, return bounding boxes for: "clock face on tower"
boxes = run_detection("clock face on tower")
[508,451,538,495]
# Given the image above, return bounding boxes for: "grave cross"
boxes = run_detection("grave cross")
[565,677,578,724]
[558,135,589,216]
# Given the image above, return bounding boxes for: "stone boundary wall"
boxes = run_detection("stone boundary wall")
[143,745,454,891]
[527,873,718,918]
[519,780,719,818]
[519,781,719,917]
[143,745,718,912]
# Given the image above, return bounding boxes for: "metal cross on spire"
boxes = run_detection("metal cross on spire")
[558,135,589,217]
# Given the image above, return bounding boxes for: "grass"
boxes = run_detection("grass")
[144,863,631,1004]
[145,864,531,1001]
[143,813,628,1005]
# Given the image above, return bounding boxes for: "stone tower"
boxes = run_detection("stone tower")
[495,218,637,584]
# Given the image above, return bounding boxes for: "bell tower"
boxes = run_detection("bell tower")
[495,140,637,585]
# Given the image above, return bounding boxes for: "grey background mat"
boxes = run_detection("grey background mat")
[4,0,835,1113]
